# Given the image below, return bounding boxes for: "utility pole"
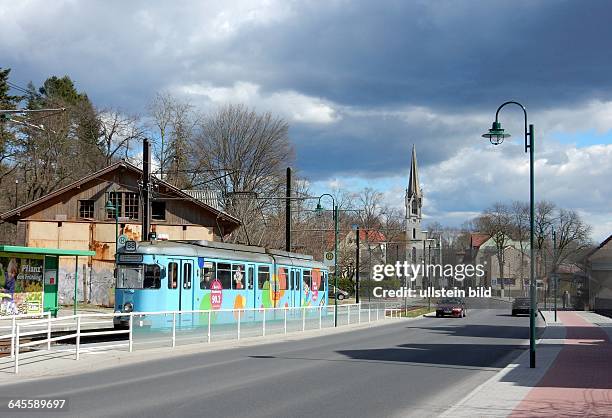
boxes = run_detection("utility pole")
[286,167,291,252]
[553,229,557,322]
[142,138,151,241]
[355,226,360,304]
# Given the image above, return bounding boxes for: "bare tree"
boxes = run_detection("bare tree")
[549,208,592,270]
[511,201,530,291]
[476,202,513,289]
[98,109,144,166]
[190,104,294,244]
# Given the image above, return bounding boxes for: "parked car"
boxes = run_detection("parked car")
[329,286,349,301]
[436,298,466,317]
[512,297,531,316]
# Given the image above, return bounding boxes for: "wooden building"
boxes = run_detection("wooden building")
[0,161,241,306]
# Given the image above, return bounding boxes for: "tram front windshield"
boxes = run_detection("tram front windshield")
[117,264,161,289]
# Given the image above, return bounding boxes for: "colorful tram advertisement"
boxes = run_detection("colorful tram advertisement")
[114,240,329,328]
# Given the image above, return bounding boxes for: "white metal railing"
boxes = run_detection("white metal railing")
[9,302,409,374]
[0,312,52,360]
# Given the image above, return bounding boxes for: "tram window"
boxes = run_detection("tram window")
[277,267,288,290]
[232,264,245,289]
[303,269,312,292]
[168,262,179,289]
[289,270,295,290]
[183,263,192,289]
[247,266,254,289]
[200,262,216,289]
[116,265,143,289]
[258,265,270,289]
[143,265,161,289]
[217,263,232,289]
[322,272,328,290]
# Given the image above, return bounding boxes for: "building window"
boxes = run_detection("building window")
[124,193,139,219]
[412,228,416,239]
[107,192,122,219]
[78,200,94,219]
[152,201,166,221]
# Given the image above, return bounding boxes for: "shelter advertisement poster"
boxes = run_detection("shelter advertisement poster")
[0,253,44,316]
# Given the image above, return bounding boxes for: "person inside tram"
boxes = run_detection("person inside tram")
[201,271,212,289]
[233,266,244,289]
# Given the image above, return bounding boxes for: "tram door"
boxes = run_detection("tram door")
[180,260,194,311]
[169,258,194,311]
[246,264,256,308]
[292,269,301,307]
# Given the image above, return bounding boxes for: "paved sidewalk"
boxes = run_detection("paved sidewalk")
[443,311,612,417]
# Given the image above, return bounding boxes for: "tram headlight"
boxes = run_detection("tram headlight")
[123,302,134,313]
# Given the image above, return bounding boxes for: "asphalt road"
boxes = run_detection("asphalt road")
[2,299,541,418]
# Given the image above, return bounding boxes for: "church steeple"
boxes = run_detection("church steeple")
[407,145,421,199]
[406,145,422,221]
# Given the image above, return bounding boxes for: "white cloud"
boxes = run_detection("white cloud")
[176,81,341,125]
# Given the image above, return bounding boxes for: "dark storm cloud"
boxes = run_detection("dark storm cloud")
[2,0,611,183]
[217,0,612,112]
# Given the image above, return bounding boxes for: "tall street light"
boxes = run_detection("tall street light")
[482,101,537,368]
[105,196,119,272]
[316,194,338,327]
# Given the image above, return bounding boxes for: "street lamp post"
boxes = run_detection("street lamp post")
[316,194,338,327]
[105,196,119,271]
[482,101,537,368]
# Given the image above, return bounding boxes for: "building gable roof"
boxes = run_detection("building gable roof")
[0,160,241,229]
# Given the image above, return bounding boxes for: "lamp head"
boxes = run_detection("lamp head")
[105,200,115,211]
[315,203,323,213]
[482,121,511,145]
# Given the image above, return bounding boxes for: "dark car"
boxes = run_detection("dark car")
[436,298,466,318]
[512,297,531,316]
[329,286,349,301]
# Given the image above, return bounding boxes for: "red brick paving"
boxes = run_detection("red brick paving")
[511,312,612,417]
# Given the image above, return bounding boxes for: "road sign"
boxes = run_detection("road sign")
[324,251,335,266]
[117,234,128,246]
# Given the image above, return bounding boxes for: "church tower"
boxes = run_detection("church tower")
[405,145,427,291]
[406,145,423,251]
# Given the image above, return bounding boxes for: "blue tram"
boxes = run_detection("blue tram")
[113,240,329,328]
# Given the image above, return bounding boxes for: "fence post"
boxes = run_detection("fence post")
[172,312,176,348]
[10,315,16,359]
[128,314,133,353]
[284,309,287,335]
[319,306,322,329]
[47,316,52,351]
[237,309,241,341]
[368,306,371,323]
[262,309,266,337]
[76,316,81,360]
[14,325,20,374]
[348,305,351,325]
[208,311,211,343]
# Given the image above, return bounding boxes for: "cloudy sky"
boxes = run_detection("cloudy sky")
[2,0,611,241]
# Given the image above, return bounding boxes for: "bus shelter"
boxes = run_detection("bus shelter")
[0,246,95,317]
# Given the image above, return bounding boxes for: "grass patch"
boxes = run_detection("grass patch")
[401,307,435,318]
